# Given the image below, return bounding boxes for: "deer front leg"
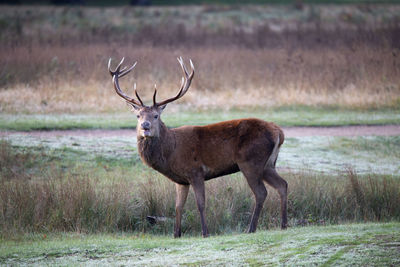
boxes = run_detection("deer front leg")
[191,178,209,237]
[175,183,190,238]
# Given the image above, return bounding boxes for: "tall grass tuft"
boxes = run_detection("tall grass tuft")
[1,142,399,237]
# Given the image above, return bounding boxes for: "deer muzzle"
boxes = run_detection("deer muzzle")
[140,121,152,137]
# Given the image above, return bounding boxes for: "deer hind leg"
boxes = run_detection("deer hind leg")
[263,168,288,229]
[239,163,268,233]
[174,183,190,238]
[191,178,209,237]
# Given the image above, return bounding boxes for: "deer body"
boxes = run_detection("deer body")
[108,57,288,238]
[138,119,283,185]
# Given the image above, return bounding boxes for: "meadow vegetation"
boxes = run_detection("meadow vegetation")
[0,5,399,114]
[1,108,400,131]
[1,139,399,238]
[0,4,400,264]
[8,0,400,6]
[1,222,400,266]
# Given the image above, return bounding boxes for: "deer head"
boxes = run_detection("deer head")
[108,57,195,138]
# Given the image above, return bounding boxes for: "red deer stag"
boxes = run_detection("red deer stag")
[108,57,287,237]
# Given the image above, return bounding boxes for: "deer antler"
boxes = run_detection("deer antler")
[153,57,195,107]
[108,58,144,107]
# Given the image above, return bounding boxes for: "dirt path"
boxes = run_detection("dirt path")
[1,125,400,138]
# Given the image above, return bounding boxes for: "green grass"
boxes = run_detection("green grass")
[281,136,400,174]
[1,107,399,131]
[1,134,399,236]
[4,129,400,174]
[1,222,399,266]
[329,136,400,158]
[1,128,400,265]
[10,0,400,6]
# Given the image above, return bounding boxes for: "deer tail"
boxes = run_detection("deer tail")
[265,134,280,169]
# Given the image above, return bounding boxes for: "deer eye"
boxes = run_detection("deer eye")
[154,115,159,119]
[136,115,140,119]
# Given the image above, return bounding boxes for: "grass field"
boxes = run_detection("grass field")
[1,107,400,131]
[3,130,400,174]
[8,0,400,6]
[1,222,399,266]
[1,133,399,237]
[1,3,400,265]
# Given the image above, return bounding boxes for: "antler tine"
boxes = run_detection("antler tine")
[108,57,124,76]
[108,58,143,108]
[108,58,112,74]
[152,84,157,106]
[134,83,145,106]
[179,77,185,92]
[178,56,189,76]
[177,57,194,96]
[119,61,137,78]
[154,57,195,107]
[190,59,195,71]
[115,57,125,71]
[108,58,137,78]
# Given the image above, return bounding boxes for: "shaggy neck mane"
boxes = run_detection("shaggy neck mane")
[137,120,173,173]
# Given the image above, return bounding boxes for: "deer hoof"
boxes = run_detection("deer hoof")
[174,232,181,238]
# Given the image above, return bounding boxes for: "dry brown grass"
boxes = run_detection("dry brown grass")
[1,44,399,113]
[0,5,399,113]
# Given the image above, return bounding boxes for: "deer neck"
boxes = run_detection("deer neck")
[137,120,174,172]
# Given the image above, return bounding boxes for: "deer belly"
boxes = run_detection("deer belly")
[204,163,240,180]
[159,168,191,185]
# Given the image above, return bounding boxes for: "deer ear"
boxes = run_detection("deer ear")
[127,101,141,111]
[157,104,167,113]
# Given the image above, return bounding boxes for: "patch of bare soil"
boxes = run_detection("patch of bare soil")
[1,125,400,138]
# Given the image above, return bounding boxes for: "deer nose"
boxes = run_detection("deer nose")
[141,121,151,130]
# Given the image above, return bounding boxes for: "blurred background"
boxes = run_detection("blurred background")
[1,0,399,113]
